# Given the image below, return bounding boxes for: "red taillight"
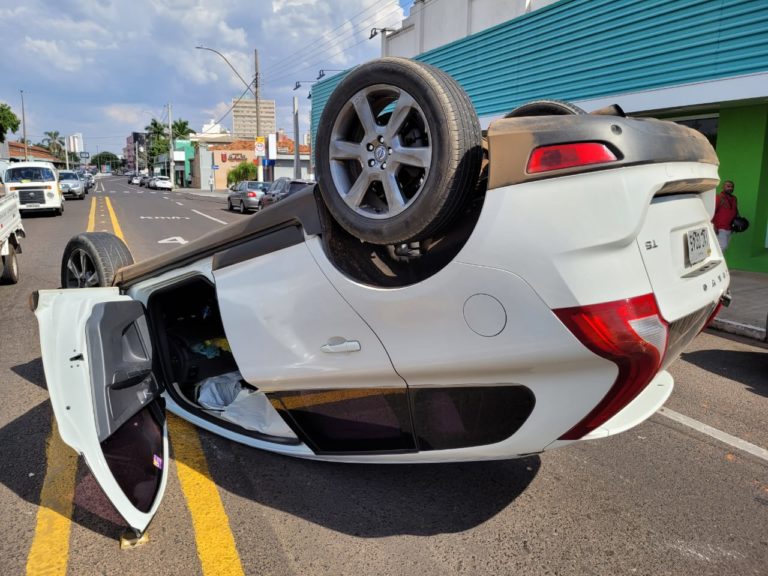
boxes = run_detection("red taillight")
[247,191,257,198]
[554,293,668,440]
[527,142,618,174]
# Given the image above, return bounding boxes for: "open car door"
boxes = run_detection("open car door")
[34,287,168,535]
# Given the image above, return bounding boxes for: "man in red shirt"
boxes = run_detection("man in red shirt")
[712,180,738,251]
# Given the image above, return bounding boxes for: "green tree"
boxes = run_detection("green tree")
[0,104,20,144]
[92,151,119,170]
[144,118,167,140]
[172,119,192,140]
[43,131,65,158]
[227,161,257,184]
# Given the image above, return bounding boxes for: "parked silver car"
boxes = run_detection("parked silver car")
[227,181,270,213]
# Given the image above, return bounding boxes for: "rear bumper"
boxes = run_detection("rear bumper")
[546,369,674,449]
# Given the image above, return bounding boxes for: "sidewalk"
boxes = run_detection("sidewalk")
[176,187,229,204]
[711,269,768,342]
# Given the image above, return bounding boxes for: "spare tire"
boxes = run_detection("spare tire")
[61,232,134,288]
[504,99,586,118]
[315,57,483,245]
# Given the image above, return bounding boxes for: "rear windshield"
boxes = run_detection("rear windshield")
[60,173,79,181]
[247,182,268,190]
[5,166,56,183]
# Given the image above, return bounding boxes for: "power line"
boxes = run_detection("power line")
[201,79,256,134]
[260,0,400,77]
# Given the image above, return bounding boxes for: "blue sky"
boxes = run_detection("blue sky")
[0,0,412,155]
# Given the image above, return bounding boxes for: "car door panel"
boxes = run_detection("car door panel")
[35,288,169,534]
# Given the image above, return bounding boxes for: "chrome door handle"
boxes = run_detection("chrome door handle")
[321,338,361,353]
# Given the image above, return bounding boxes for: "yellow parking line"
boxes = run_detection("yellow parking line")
[87,196,97,232]
[103,196,124,241]
[26,422,78,575]
[169,416,245,576]
[102,199,243,573]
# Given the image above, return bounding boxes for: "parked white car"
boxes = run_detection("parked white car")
[152,176,173,191]
[0,191,25,283]
[2,161,63,215]
[33,58,729,535]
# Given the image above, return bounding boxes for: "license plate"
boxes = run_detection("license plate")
[686,227,710,266]
[24,203,40,208]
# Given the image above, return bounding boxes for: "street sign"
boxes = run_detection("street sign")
[255,137,266,157]
[211,165,219,170]
[79,152,90,159]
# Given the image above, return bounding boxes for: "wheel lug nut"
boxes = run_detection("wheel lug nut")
[377,135,384,143]
[381,163,387,169]
[368,159,376,167]
[388,147,392,155]
[367,143,374,151]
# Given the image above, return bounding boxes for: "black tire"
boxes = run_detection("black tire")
[227,200,233,211]
[239,201,246,214]
[503,99,586,118]
[1,244,19,284]
[60,232,134,288]
[315,57,483,245]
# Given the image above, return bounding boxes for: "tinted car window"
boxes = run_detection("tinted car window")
[60,173,79,181]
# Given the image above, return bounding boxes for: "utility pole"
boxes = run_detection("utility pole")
[168,103,174,182]
[293,97,300,179]
[255,49,263,182]
[65,137,70,170]
[20,90,28,161]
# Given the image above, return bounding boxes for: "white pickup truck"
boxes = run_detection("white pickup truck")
[0,192,25,284]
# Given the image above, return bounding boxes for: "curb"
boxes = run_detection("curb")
[710,318,767,342]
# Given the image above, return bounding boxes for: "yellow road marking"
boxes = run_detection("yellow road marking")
[58,195,242,574]
[103,196,124,241]
[87,197,97,232]
[169,415,245,576]
[26,423,78,576]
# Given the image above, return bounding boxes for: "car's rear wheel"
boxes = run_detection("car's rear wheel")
[0,244,19,284]
[61,232,134,288]
[239,201,246,214]
[315,57,483,245]
[227,200,233,211]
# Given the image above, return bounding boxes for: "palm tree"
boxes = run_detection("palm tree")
[172,119,192,140]
[144,118,167,140]
[43,131,65,157]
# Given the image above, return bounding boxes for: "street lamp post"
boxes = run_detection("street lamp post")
[197,45,263,179]
[19,90,28,161]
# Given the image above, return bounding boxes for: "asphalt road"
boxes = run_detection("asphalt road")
[1,175,766,576]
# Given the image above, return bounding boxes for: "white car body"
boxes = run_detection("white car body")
[34,106,728,534]
[153,176,173,191]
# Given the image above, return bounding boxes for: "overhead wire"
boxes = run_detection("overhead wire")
[263,6,404,86]
[260,0,400,78]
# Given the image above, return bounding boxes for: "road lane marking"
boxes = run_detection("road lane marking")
[26,424,79,576]
[104,196,125,241]
[192,210,227,225]
[158,236,188,244]
[169,415,245,576]
[176,202,184,206]
[26,194,104,574]
[103,202,243,573]
[659,408,768,462]
[87,196,97,231]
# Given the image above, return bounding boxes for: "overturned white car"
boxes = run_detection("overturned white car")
[33,58,729,535]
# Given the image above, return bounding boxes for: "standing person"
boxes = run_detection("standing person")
[208,173,214,194]
[712,180,738,251]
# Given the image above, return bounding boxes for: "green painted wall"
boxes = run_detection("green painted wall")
[715,105,768,273]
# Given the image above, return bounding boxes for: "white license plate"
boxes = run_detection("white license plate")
[24,203,40,209]
[686,227,710,266]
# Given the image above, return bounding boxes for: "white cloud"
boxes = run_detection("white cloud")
[0,0,407,152]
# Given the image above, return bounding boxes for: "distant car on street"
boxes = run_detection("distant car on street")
[2,161,64,215]
[128,175,141,185]
[227,180,270,213]
[139,175,151,187]
[58,170,86,200]
[261,178,315,209]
